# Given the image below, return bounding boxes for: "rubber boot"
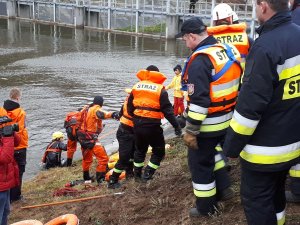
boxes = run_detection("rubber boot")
[83,171,91,181]
[125,163,134,179]
[96,172,106,184]
[134,166,143,182]
[107,172,121,189]
[66,158,73,167]
[142,166,155,182]
[217,187,235,201]
[189,208,208,218]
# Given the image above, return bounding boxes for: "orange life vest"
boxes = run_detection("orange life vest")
[183,43,242,114]
[0,107,28,150]
[81,105,112,133]
[132,70,166,119]
[120,96,133,127]
[41,141,62,163]
[207,23,250,61]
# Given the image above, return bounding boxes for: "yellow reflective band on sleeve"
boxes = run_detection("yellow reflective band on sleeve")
[283,74,300,100]
[148,161,159,170]
[193,187,217,198]
[240,148,300,164]
[200,120,231,132]
[213,83,239,98]
[188,111,207,122]
[230,117,256,135]
[214,160,225,171]
[276,210,285,225]
[113,168,123,174]
[278,64,300,81]
[134,162,144,168]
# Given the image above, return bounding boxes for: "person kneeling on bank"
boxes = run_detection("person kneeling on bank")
[41,131,67,169]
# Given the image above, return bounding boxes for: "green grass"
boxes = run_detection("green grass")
[117,23,166,34]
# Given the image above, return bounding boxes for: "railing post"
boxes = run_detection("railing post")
[53,0,56,23]
[210,0,215,26]
[135,0,139,33]
[108,0,111,29]
[250,0,256,39]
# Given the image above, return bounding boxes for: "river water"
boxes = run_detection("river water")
[0,18,189,180]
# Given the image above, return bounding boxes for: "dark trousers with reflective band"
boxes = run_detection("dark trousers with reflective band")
[113,125,135,176]
[134,125,165,170]
[188,135,230,215]
[241,166,288,225]
[10,149,26,202]
[289,163,300,195]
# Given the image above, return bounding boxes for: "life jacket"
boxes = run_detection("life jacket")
[77,105,111,149]
[64,106,88,141]
[41,141,63,166]
[132,70,166,119]
[182,43,242,114]
[207,23,250,63]
[0,107,28,150]
[120,96,133,127]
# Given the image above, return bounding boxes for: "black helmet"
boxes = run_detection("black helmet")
[93,96,104,106]
[173,64,182,72]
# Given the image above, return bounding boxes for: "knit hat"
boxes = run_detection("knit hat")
[93,96,104,106]
[146,65,159,72]
[173,64,182,72]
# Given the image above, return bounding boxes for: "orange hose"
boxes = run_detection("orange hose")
[21,192,124,209]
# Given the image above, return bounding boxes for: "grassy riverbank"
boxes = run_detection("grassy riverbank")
[9,138,300,225]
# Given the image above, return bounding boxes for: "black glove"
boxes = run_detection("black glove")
[176,115,186,128]
[174,127,182,137]
[112,111,120,120]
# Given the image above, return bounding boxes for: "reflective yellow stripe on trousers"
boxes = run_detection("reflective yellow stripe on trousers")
[193,181,216,198]
[276,210,285,225]
[289,163,300,178]
[240,141,300,164]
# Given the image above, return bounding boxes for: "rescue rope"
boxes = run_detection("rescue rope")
[21,192,124,209]
[98,128,118,140]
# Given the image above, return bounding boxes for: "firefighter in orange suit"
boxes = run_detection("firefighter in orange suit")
[77,96,119,184]
[108,88,135,189]
[175,17,242,216]
[208,3,253,71]
[127,65,182,182]
[0,88,28,202]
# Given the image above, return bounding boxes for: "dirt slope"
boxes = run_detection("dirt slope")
[10,138,300,225]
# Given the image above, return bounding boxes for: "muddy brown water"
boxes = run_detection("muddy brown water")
[0,18,189,180]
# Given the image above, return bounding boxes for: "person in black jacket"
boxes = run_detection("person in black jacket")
[127,65,182,182]
[222,0,300,224]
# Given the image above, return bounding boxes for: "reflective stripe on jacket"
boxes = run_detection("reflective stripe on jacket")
[120,96,133,127]
[132,70,166,119]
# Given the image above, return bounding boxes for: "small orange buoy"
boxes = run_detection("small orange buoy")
[11,220,43,225]
[45,214,79,225]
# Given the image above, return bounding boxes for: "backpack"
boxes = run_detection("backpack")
[64,106,88,141]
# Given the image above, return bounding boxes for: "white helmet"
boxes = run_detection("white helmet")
[212,3,233,21]
[232,11,239,23]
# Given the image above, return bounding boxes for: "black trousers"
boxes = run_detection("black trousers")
[134,125,165,169]
[10,149,26,202]
[241,166,288,225]
[188,135,230,215]
[290,177,300,195]
[114,124,135,172]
